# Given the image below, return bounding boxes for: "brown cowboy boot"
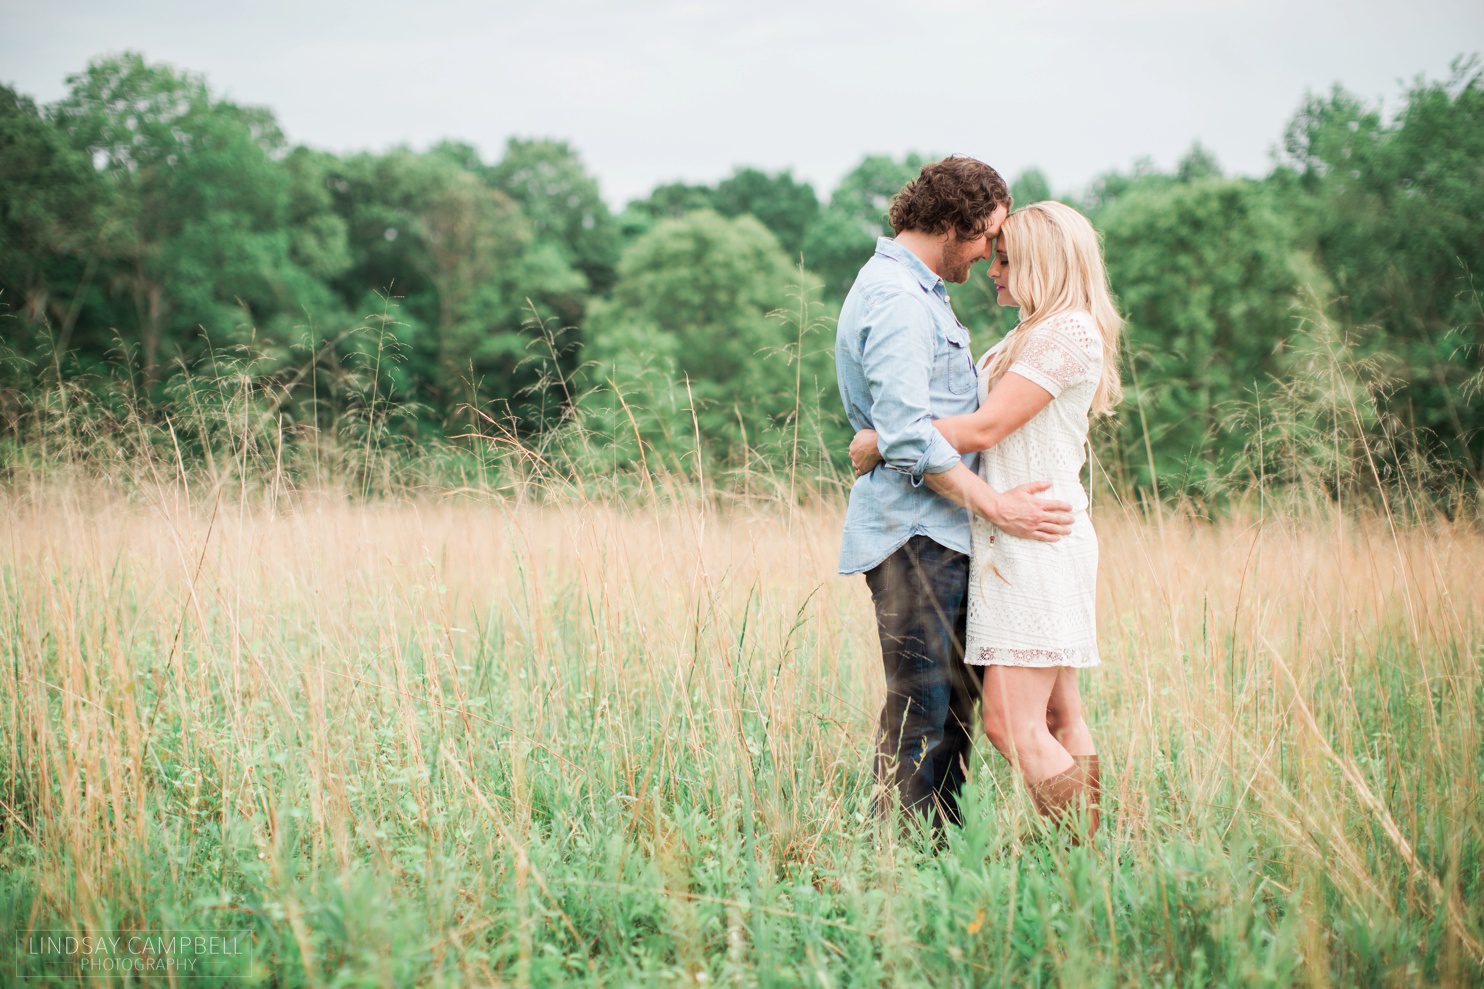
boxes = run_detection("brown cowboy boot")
[1027,760,1096,845]
[1073,754,1102,839]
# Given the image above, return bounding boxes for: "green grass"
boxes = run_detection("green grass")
[1,484,1480,987]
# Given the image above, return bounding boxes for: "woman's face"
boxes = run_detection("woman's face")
[987,234,1019,308]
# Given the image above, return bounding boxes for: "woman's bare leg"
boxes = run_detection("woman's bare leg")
[981,666,1074,785]
[1045,666,1101,838]
[1046,667,1095,757]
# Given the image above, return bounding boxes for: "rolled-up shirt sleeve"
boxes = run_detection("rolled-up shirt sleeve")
[859,292,963,485]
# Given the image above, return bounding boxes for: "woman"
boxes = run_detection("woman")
[849,201,1122,841]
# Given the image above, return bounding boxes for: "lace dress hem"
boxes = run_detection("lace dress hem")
[966,645,1100,668]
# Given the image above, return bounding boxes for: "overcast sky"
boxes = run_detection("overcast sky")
[3,0,1480,207]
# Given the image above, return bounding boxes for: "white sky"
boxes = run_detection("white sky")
[2,0,1480,207]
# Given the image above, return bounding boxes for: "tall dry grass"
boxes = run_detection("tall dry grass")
[2,464,1480,985]
[2,299,1481,984]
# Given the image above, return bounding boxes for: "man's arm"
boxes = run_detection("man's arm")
[922,464,1072,542]
[858,293,964,484]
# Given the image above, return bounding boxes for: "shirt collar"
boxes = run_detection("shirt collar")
[874,237,946,296]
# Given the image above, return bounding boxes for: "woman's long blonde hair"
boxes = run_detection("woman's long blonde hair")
[982,201,1123,415]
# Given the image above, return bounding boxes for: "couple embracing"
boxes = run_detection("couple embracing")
[835,156,1121,845]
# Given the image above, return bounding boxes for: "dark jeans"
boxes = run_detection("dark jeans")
[864,535,981,832]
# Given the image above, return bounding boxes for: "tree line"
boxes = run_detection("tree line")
[2,52,1480,501]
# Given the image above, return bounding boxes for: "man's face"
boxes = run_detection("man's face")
[940,203,1010,284]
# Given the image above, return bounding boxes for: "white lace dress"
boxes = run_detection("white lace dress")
[965,310,1102,668]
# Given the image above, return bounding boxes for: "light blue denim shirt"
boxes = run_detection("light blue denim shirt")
[836,237,980,575]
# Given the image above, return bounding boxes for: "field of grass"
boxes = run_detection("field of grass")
[2,471,1481,986]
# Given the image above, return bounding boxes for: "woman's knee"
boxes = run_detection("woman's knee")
[1046,700,1080,737]
[981,700,1004,739]
[981,703,1016,753]
[984,710,1050,756]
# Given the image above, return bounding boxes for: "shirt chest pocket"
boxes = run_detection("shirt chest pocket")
[935,332,977,396]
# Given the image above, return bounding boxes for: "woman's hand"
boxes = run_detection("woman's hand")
[849,428,883,475]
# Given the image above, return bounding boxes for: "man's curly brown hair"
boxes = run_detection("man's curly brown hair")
[888,156,1011,239]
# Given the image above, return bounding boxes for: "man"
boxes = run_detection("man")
[835,156,1073,837]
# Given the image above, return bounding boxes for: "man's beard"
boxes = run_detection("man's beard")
[940,240,977,283]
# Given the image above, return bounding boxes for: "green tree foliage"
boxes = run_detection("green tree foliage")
[803,152,928,301]
[317,147,585,423]
[420,168,586,425]
[1176,143,1223,182]
[487,138,620,298]
[616,181,717,242]
[624,167,823,267]
[1011,168,1052,206]
[581,211,828,472]
[280,147,354,288]
[1097,176,1304,493]
[49,53,322,383]
[1278,58,1484,476]
[0,85,108,355]
[3,52,1480,500]
[828,153,930,234]
[711,167,820,259]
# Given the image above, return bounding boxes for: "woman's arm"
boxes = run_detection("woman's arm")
[934,373,1055,453]
[849,372,1056,473]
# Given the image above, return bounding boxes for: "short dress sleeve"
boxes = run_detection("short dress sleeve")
[1007,311,1102,397]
